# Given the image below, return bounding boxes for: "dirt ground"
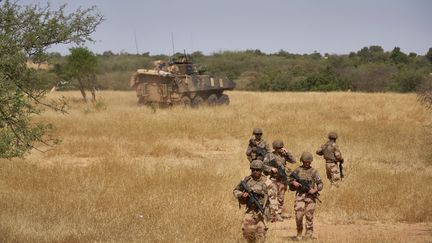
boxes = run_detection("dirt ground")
[266,218,432,242]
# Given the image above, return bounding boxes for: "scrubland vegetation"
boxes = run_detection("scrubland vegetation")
[1,91,431,242]
[41,46,432,94]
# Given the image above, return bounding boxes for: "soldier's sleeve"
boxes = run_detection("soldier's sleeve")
[246,145,253,162]
[264,141,271,153]
[316,144,324,155]
[262,153,273,173]
[246,145,252,156]
[334,144,344,162]
[262,180,269,205]
[284,150,296,164]
[313,169,324,191]
[233,182,244,199]
[246,139,253,156]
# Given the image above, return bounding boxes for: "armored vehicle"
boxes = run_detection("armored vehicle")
[129,59,235,107]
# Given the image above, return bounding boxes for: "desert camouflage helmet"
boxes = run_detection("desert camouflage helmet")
[252,128,263,135]
[250,160,263,170]
[272,139,284,149]
[328,131,338,139]
[300,152,313,162]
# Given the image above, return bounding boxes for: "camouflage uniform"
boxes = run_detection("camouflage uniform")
[289,152,323,240]
[246,128,271,162]
[262,140,296,222]
[233,160,268,243]
[316,132,344,185]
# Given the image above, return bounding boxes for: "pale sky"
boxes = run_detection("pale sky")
[19,0,432,55]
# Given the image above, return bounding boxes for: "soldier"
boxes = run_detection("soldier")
[168,63,179,74]
[316,132,344,186]
[246,128,271,163]
[289,152,323,240]
[263,139,296,222]
[153,60,167,72]
[233,160,268,243]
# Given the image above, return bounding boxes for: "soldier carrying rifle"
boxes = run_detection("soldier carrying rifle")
[316,131,344,187]
[289,152,323,241]
[246,128,271,163]
[263,139,296,222]
[233,160,269,243]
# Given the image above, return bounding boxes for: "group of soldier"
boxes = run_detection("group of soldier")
[233,128,344,242]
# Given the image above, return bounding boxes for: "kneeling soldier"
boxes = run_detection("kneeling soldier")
[233,160,268,243]
[289,152,323,240]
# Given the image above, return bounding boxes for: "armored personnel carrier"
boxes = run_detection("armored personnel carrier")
[129,58,235,107]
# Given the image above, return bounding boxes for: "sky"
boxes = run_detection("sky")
[18,0,432,56]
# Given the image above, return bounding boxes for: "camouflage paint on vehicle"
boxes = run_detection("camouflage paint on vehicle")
[129,59,236,107]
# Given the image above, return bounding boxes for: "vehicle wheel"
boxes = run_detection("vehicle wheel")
[206,94,218,106]
[192,95,204,108]
[217,94,230,105]
[180,96,191,107]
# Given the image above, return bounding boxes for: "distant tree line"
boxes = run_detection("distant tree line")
[39,46,432,93]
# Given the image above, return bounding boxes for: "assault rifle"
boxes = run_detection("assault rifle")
[250,140,267,160]
[268,159,288,184]
[339,160,344,178]
[255,146,267,159]
[239,180,266,215]
[290,172,321,203]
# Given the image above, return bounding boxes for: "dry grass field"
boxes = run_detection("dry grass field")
[1,91,431,242]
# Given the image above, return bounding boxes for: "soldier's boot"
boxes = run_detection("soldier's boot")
[330,182,339,189]
[296,229,303,241]
[270,214,283,223]
[304,230,315,241]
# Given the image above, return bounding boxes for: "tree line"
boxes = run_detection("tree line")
[41,46,432,94]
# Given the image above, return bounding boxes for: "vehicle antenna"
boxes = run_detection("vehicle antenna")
[134,30,139,55]
[171,32,175,56]
[183,49,188,62]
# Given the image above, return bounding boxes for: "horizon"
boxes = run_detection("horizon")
[15,0,432,56]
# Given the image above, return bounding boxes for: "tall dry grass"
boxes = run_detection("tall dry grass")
[0,91,431,242]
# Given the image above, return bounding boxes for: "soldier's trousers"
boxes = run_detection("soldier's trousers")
[294,193,316,237]
[268,178,287,218]
[242,212,266,243]
[325,162,340,184]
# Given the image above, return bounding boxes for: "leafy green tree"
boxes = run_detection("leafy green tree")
[426,48,432,63]
[0,0,103,158]
[391,69,424,92]
[63,47,99,102]
[356,45,387,63]
[295,67,342,91]
[390,47,408,64]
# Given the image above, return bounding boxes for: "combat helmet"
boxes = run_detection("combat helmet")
[300,152,313,162]
[272,140,284,149]
[252,128,263,135]
[328,131,338,140]
[250,160,263,170]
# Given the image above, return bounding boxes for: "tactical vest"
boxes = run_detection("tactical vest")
[295,167,319,190]
[249,139,268,160]
[238,176,267,206]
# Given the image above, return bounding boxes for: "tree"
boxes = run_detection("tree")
[426,48,432,63]
[390,47,408,64]
[0,0,103,158]
[64,47,99,102]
